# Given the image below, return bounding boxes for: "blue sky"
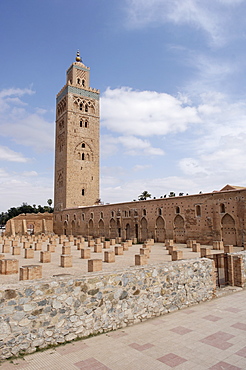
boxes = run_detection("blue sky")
[1,0,246,212]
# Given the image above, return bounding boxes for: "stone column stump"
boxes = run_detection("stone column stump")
[94,244,102,253]
[172,250,183,261]
[61,254,72,267]
[81,248,91,259]
[24,248,34,259]
[88,259,102,272]
[40,251,51,263]
[0,259,18,274]
[115,246,123,255]
[135,254,147,265]
[104,251,115,263]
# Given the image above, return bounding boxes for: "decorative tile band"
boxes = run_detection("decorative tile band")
[57,86,100,103]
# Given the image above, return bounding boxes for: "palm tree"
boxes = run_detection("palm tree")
[47,199,52,207]
[138,191,151,201]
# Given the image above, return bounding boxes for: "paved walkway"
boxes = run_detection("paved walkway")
[1,290,246,369]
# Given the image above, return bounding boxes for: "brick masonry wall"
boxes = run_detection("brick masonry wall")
[0,258,215,359]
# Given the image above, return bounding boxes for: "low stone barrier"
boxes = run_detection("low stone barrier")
[0,258,215,360]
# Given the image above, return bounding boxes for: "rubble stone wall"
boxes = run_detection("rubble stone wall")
[0,258,215,360]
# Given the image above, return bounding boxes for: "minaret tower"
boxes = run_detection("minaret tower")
[54,52,100,211]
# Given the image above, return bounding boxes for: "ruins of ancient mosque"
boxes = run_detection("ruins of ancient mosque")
[6,53,246,247]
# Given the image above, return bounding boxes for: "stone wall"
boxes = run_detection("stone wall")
[54,188,246,247]
[0,258,215,359]
[5,213,53,236]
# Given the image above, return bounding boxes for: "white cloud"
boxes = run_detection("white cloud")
[125,0,245,46]
[0,87,54,152]
[101,87,200,137]
[133,164,151,171]
[101,133,165,157]
[0,146,29,163]
[0,167,53,212]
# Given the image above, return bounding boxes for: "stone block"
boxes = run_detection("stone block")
[140,248,150,258]
[0,254,5,259]
[200,247,211,258]
[121,242,129,251]
[187,240,196,248]
[126,239,132,246]
[61,254,72,267]
[3,240,11,247]
[165,239,174,247]
[142,243,151,251]
[115,246,123,255]
[62,246,71,254]
[77,242,85,250]
[172,250,183,261]
[24,248,34,259]
[94,244,102,253]
[68,235,74,242]
[95,238,101,244]
[12,241,19,247]
[116,237,121,244]
[12,246,21,255]
[2,244,10,253]
[168,245,177,255]
[40,251,51,263]
[103,241,110,249]
[63,241,70,247]
[81,248,91,259]
[88,259,102,272]
[35,242,42,251]
[192,243,200,252]
[147,239,154,246]
[213,241,224,250]
[135,254,147,266]
[104,251,115,263]
[88,240,95,247]
[110,239,116,245]
[23,242,31,249]
[132,238,137,244]
[47,244,56,252]
[224,245,234,254]
[20,265,42,280]
[0,259,18,274]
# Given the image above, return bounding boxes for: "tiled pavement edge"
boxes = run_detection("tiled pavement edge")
[1,290,246,369]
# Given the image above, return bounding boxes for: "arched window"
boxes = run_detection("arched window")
[82,153,85,160]
[158,208,162,216]
[80,120,82,127]
[82,79,85,86]
[176,206,180,214]
[82,189,85,196]
[77,78,80,84]
[111,211,115,217]
[66,214,69,221]
[196,205,201,217]
[220,203,226,213]
[82,213,85,221]
[100,212,103,219]
[84,121,88,128]
[90,212,94,219]
[74,214,76,220]
[82,143,85,148]
[143,209,147,216]
[85,104,88,112]
[79,103,83,111]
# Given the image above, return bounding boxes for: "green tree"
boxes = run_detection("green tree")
[138,191,151,201]
[47,199,52,207]
[168,192,175,197]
